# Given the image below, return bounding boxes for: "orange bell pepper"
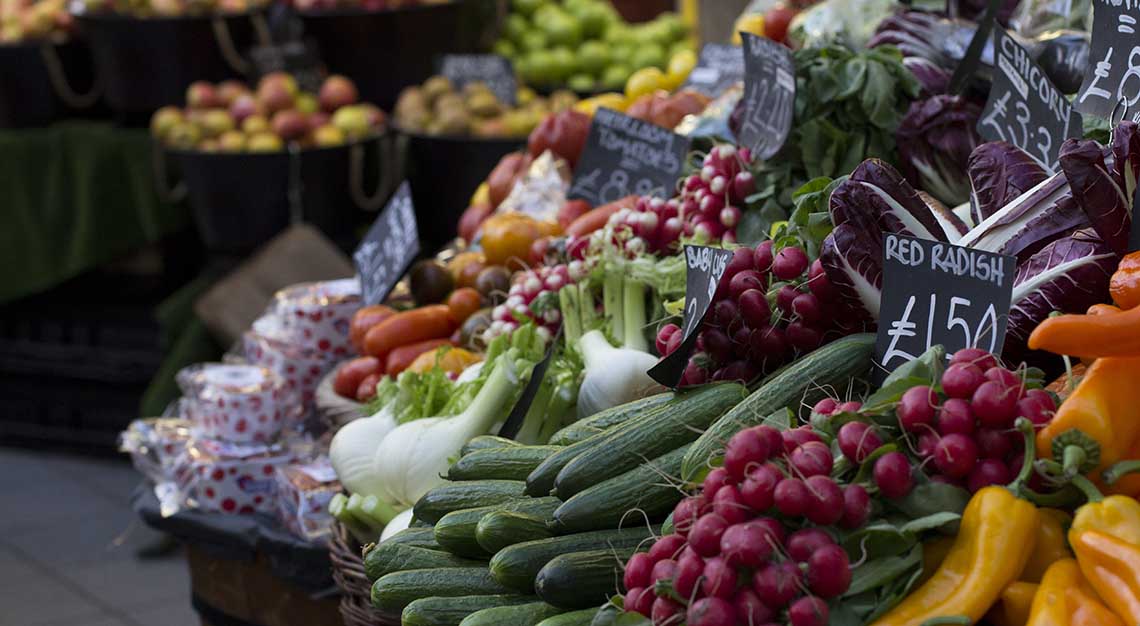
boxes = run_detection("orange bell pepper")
[1109,250,1140,310]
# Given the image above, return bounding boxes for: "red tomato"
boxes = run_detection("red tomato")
[530,236,554,267]
[355,373,382,402]
[334,357,382,398]
[764,6,796,43]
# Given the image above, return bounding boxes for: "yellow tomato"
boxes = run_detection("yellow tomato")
[663,49,697,91]
[575,93,629,116]
[731,14,766,45]
[625,67,666,101]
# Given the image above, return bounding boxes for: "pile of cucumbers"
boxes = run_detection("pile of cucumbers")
[365,335,875,626]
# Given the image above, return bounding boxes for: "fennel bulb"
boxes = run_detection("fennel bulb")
[379,508,414,542]
[371,352,522,507]
[329,403,398,499]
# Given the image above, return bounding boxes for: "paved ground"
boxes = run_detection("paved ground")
[0,447,197,626]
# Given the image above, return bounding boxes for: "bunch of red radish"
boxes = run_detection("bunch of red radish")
[893,347,1055,493]
[655,241,862,387]
[622,424,868,626]
[485,264,575,343]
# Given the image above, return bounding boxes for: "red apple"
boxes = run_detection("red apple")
[216,80,248,106]
[229,93,261,123]
[257,73,297,114]
[271,110,308,141]
[185,81,218,109]
[318,75,358,112]
[307,111,330,131]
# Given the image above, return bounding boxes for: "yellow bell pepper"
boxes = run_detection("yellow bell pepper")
[918,536,954,585]
[1026,558,1124,626]
[1070,530,1140,624]
[987,582,1039,626]
[1071,494,1140,547]
[1021,509,1073,584]
[871,486,1040,626]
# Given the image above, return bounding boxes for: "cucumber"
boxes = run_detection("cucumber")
[402,594,535,626]
[459,601,564,626]
[448,446,559,481]
[489,527,658,592]
[681,333,875,482]
[553,445,689,533]
[461,436,522,457]
[363,543,485,581]
[371,568,512,613]
[536,549,637,609]
[381,527,443,550]
[435,497,560,558]
[537,608,600,626]
[552,383,745,498]
[548,393,675,446]
[414,480,528,524]
[476,511,554,553]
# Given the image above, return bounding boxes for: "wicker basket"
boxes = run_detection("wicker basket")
[329,522,400,626]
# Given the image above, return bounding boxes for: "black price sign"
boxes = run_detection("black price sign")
[251,40,324,94]
[1076,0,1140,123]
[353,182,420,306]
[648,245,735,388]
[979,29,1083,171]
[683,43,745,97]
[737,33,795,160]
[567,108,690,206]
[497,327,561,441]
[875,234,1014,379]
[439,54,517,106]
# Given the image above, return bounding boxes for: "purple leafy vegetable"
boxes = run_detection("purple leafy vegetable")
[902,57,951,97]
[958,171,1088,261]
[896,95,982,207]
[1004,229,1117,361]
[1059,138,1129,256]
[819,225,884,321]
[830,159,962,241]
[967,142,1048,225]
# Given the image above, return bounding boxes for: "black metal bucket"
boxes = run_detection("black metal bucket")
[297,0,500,111]
[75,12,263,118]
[0,40,100,128]
[402,131,523,251]
[167,135,387,254]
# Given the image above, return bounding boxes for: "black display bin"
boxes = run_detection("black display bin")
[75,12,263,118]
[169,135,386,254]
[0,40,100,127]
[402,131,523,251]
[298,0,500,111]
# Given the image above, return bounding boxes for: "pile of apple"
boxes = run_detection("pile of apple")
[73,0,267,17]
[0,0,71,42]
[150,72,385,152]
[394,75,578,138]
[290,0,434,13]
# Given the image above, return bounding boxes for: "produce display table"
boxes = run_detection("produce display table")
[133,484,340,626]
[0,122,187,304]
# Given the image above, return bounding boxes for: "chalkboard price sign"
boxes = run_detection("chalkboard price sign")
[979,29,1083,171]
[1075,0,1140,123]
[567,108,690,206]
[353,182,421,307]
[683,43,745,97]
[737,33,795,160]
[251,40,324,94]
[874,234,1014,379]
[439,54,517,106]
[648,245,735,388]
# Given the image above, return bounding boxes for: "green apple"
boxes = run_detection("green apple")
[548,47,577,81]
[492,39,516,59]
[526,50,557,85]
[567,73,595,93]
[504,13,529,44]
[577,40,609,76]
[511,0,543,17]
[600,65,630,91]
[542,11,582,48]
[576,3,610,39]
[630,43,667,70]
[520,30,547,53]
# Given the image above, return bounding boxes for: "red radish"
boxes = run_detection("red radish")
[751,516,786,550]
[897,385,938,433]
[841,484,872,529]
[724,247,755,280]
[776,285,801,315]
[720,206,742,228]
[933,433,979,478]
[651,559,678,585]
[1025,388,1056,411]
[672,496,704,537]
[701,556,738,598]
[680,358,709,386]
[689,514,730,557]
[837,421,883,463]
[751,425,784,457]
[712,485,750,525]
[655,324,680,355]
[720,522,775,567]
[984,367,1022,390]
[753,241,775,273]
[651,597,683,624]
[623,553,653,591]
[975,428,1012,459]
[788,596,829,626]
[838,400,863,413]
[807,544,852,598]
[729,270,766,300]
[804,475,844,525]
[806,259,836,301]
[972,381,1019,427]
[937,399,976,435]
[625,587,652,616]
[673,550,704,600]
[733,588,774,624]
[649,534,687,563]
[711,299,741,328]
[790,441,833,477]
[967,458,1011,493]
[752,561,801,609]
[733,171,756,200]
[782,426,823,453]
[1017,395,1053,427]
[774,478,811,516]
[740,464,780,510]
[686,597,736,626]
[724,427,773,480]
[787,528,834,561]
[791,293,824,324]
[786,321,824,352]
[950,347,998,370]
[731,327,753,359]
[702,468,732,501]
[738,289,771,329]
[748,326,789,361]
[916,432,941,459]
[874,452,914,498]
[813,398,839,415]
[941,363,985,399]
[703,328,733,363]
[773,246,809,280]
